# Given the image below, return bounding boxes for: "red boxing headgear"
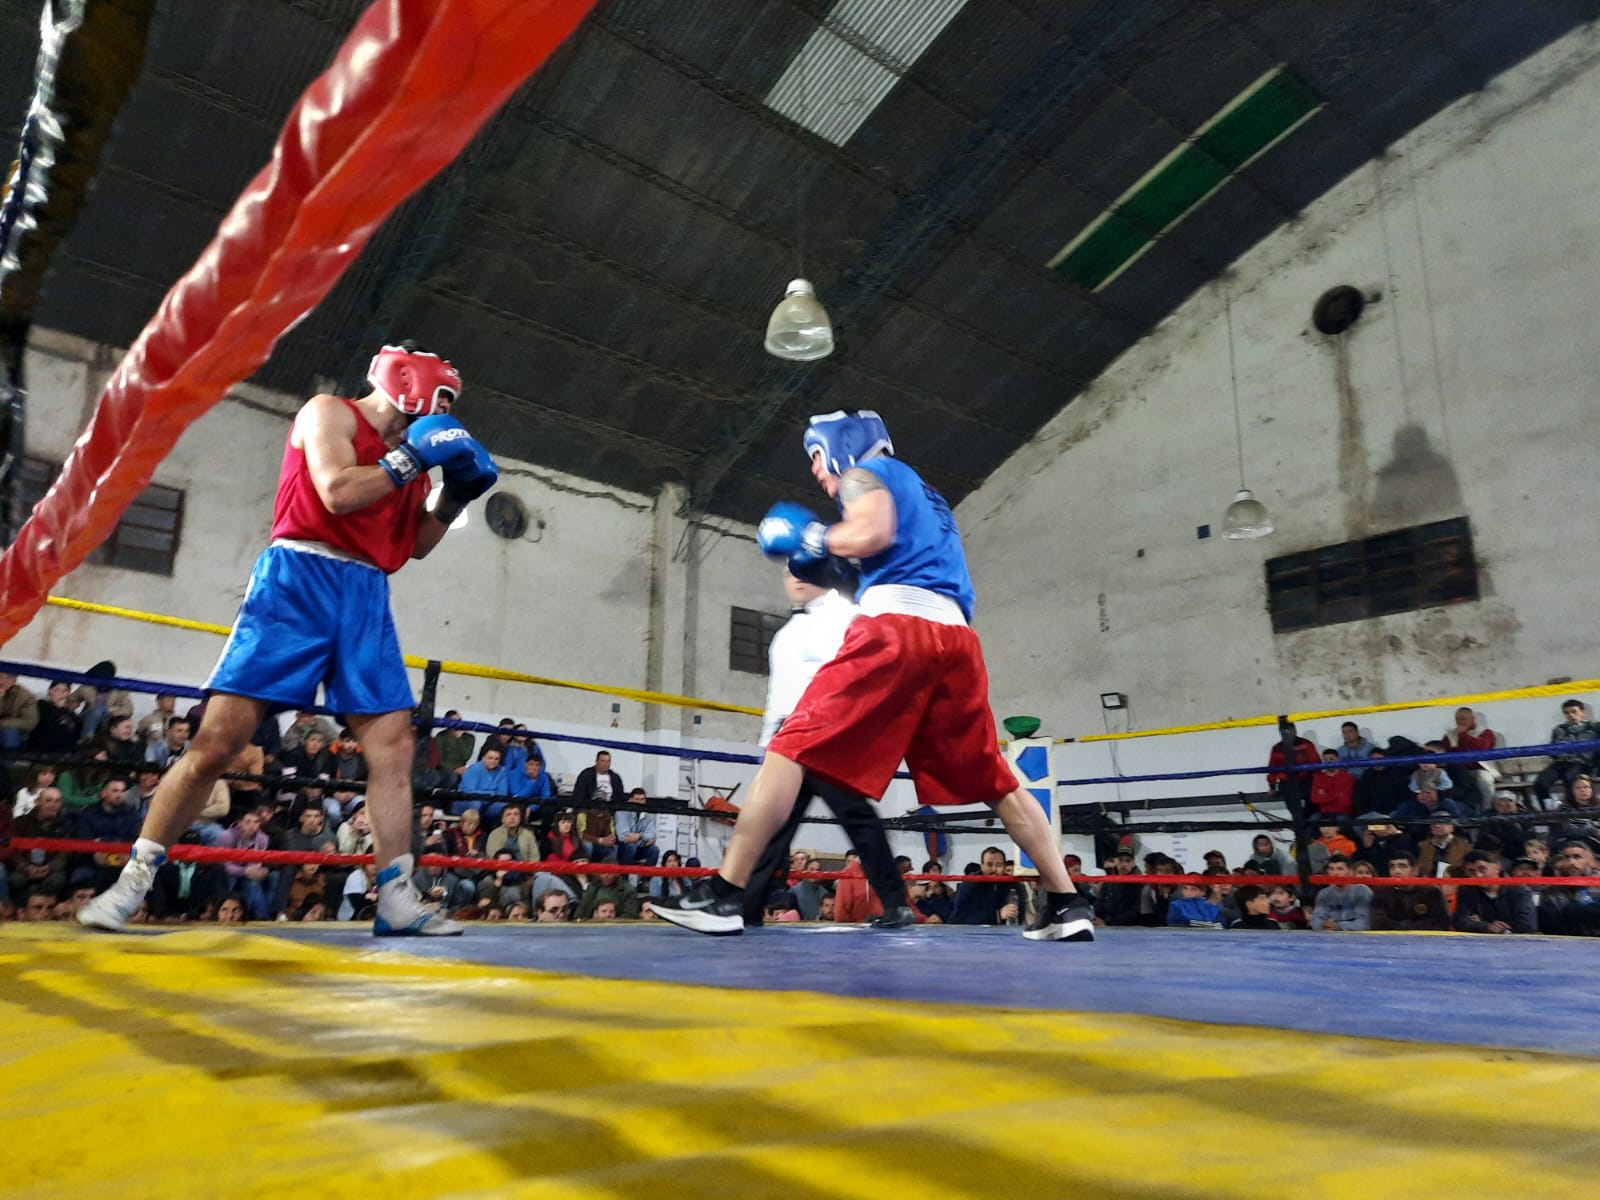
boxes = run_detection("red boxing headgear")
[366,343,461,417]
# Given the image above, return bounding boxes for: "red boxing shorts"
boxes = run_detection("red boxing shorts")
[767,612,1018,807]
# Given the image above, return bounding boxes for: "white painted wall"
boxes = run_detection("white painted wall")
[9,26,1600,876]
[963,24,1600,743]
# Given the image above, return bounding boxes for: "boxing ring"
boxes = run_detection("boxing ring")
[4,4,1600,1197]
[5,920,1600,1198]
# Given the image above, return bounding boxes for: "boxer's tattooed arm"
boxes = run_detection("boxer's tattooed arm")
[838,468,884,503]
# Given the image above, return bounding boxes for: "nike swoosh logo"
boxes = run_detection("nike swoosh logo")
[680,895,716,910]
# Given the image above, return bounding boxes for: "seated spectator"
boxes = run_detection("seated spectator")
[505,752,555,813]
[86,715,145,766]
[614,787,659,868]
[295,898,327,923]
[280,730,332,783]
[589,899,619,922]
[951,846,1021,925]
[145,716,192,770]
[330,730,367,785]
[1229,885,1280,930]
[445,805,486,858]
[1443,707,1497,808]
[1265,883,1308,928]
[9,787,70,899]
[283,863,327,920]
[1391,785,1467,846]
[1244,834,1290,875]
[1335,721,1375,777]
[219,810,274,920]
[1138,854,1179,926]
[143,829,219,922]
[336,801,373,856]
[13,764,57,817]
[280,710,337,754]
[1309,751,1356,819]
[503,724,540,774]
[476,851,530,911]
[486,804,539,861]
[1477,791,1528,862]
[0,669,39,750]
[1311,856,1371,931]
[1353,817,1411,876]
[1453,850,1536,934]
[578,876,640,920]
[908,877,951,924]
[1409,757,1454,798]
[18,888,59,921]
[790,853,828,920]
[1352,749,1410,815]
[457,747,512,817]
[1308,823,1357,873]
[569,752,623,858]
[27,680,82,754]
[648,849,693,908]
[339,864,378,921]
[1095,846,1142,927]
[1536,839,1600,936]
[1550,775,1600,847]
[134,692,176,751]
[1368,849,1450,930]
[74,777,142,891]
[1266,724,1319,798]
[1538,701,1600,801]
[1166,881,1224,928]
[765,892,802,923]
[432,711,476,784]
[1415,816,1471,879]
[539,810,587,864]
[834,850,886,923]
[1524,839,1551,873]
[533,888,572,921]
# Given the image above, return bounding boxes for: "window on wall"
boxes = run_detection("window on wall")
[1265,518,1478,633]
[6,455,185,576]
[729,606,786,675]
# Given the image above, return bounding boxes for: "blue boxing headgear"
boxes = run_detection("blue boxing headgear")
[802,410,893,478]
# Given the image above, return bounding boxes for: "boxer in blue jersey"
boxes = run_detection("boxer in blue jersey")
[654,411,1092,941]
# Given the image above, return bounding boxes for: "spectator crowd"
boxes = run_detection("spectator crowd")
[1,671,1598,938]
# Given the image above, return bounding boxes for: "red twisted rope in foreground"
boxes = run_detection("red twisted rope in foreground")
[11,839,1599,889]
[0,0,598,642]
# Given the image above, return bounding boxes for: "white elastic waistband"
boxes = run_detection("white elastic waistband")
[269,538,378,569]
[858,585,967,626]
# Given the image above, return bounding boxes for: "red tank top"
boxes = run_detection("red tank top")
[270,397,428,574]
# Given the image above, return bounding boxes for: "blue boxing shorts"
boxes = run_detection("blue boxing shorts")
[206,541,415,716]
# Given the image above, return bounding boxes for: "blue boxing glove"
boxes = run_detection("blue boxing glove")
[440,439,499,505]
[757,501,829,565]
[379,414,482,487]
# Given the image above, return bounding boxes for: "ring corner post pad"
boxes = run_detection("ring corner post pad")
[1004,733,1058,870]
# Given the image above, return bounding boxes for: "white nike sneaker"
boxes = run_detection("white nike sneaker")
[77,858,157,932]
[373,855,462,937]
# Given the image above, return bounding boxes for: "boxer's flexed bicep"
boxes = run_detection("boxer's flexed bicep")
[296,395,365,513]
[833,467,896,557]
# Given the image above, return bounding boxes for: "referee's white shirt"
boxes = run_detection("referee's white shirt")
[758,588,858,748]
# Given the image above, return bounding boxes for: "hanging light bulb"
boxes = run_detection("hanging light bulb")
[1222,488,1273,539]
[1220,287,1273,540]
[765,278,833,361]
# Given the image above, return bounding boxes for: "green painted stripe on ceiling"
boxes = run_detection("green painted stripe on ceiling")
[1049,66,1323,293]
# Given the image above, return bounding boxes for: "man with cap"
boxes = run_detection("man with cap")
[81,343,495,936]
[1095,846,1143,927]
[1415,814,1471,878]
[651,410,1092,941]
